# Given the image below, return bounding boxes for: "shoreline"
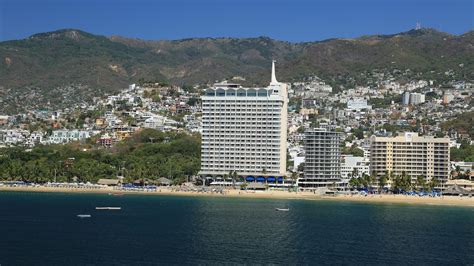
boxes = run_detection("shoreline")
[1,186,473,207]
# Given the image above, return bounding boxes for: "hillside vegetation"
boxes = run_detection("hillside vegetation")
[1,28,473,113]
[0,129,201,184]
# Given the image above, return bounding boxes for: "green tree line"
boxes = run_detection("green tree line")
[0,129,201,185]
[348,171,440,193]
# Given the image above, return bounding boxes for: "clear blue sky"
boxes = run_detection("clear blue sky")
[1,0,472,42]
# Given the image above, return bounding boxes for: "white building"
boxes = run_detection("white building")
[410,93,425,105]
[199,61,288,181]
[143,116,166,130]
[0,129,29,146]
[340,155,370,179]
[48,130,96,144]
[347,98,372,111]
[402,91,411,105]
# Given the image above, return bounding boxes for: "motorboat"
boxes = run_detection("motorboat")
[275,208,290,212]
[95,207,121,210]
[77,214,91,218]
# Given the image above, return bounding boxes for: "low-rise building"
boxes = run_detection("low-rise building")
[340,155,370,179]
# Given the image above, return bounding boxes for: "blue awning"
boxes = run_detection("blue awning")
[256,176,265,182]
[277,177,283,181]
[246,176,255,182]
[267,177,276,182]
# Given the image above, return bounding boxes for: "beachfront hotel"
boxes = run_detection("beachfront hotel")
[370,132,450,183]
[199,61,288,182]
[299,129,342,191]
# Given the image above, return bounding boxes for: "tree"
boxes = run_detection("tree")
[349,177,360,189]
[399,171,412,192]
[391,174,401,193]
[428,177,440,192]
[229,171,238,189]
[290,171,299,188]
[379,172,388,193]
[342,144,364,157]
[359,173,374,191]
[416,176,427,191]
[186,97,199,106]
[297,163,305,172]
[350,168,359,179]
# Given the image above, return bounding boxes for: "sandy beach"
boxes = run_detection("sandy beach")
[1,185,473,207]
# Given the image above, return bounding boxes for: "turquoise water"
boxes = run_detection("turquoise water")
[0,191,473,265]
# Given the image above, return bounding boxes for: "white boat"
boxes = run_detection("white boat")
[95,207,121,210]
[275,208,290,212]
[77,214,91,218]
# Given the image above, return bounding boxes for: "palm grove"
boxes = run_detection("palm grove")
[348,171,441,193]
[0,129,201,184]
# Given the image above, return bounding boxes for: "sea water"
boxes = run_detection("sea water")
[0,191,473,265]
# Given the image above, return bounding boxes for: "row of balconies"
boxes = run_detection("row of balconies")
[202,109,282,113]
[202,152,281,156]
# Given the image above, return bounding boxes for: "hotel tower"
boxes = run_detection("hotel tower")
[370,132,450,183]
[199,61,288,182]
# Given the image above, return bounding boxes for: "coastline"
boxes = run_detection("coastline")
[1,186,473,207]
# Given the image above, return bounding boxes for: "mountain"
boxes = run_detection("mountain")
[0,28,473,114]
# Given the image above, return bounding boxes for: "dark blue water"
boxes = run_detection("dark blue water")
[0,192,473,265]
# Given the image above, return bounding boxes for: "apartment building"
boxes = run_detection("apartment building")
[299,129,342,190]
[199,61,288,181]
[370,132,450,183]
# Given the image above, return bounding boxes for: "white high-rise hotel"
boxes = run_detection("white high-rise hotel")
[199,61,288,181]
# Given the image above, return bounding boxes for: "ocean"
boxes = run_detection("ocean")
[0,191,472,265]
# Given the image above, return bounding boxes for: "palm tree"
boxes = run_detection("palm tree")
[349,177,359,190]
[365,171,377,192]
[416,175,427,192]
[400,171,412,192]
[228,171,233,186]
[223,172,229,189]
[231,170,238,189]
[261,168,267,184]
[290,171,298,183]
[429,177,440,192]
[391,174,401,193]
[379,172,388,194]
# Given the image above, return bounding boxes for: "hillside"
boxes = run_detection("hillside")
[0,28,473,114]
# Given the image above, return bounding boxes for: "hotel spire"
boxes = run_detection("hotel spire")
[271,60,278,85]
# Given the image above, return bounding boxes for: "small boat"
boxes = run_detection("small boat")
[95,207,121,210]
[275,208,290,212]
[112,193,124,196]
[77,214,91,218]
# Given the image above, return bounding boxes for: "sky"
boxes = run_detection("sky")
[0,0,473,42]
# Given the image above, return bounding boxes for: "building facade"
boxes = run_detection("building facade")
[409,93,425,105]
[199,61,288,181]
[340,155,370,180]
[370,132,450,183]
[48,130,95,144]
[346,98,372,111]
[299,129,342,190]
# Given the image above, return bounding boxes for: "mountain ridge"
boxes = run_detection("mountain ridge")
[0,28,473,114]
